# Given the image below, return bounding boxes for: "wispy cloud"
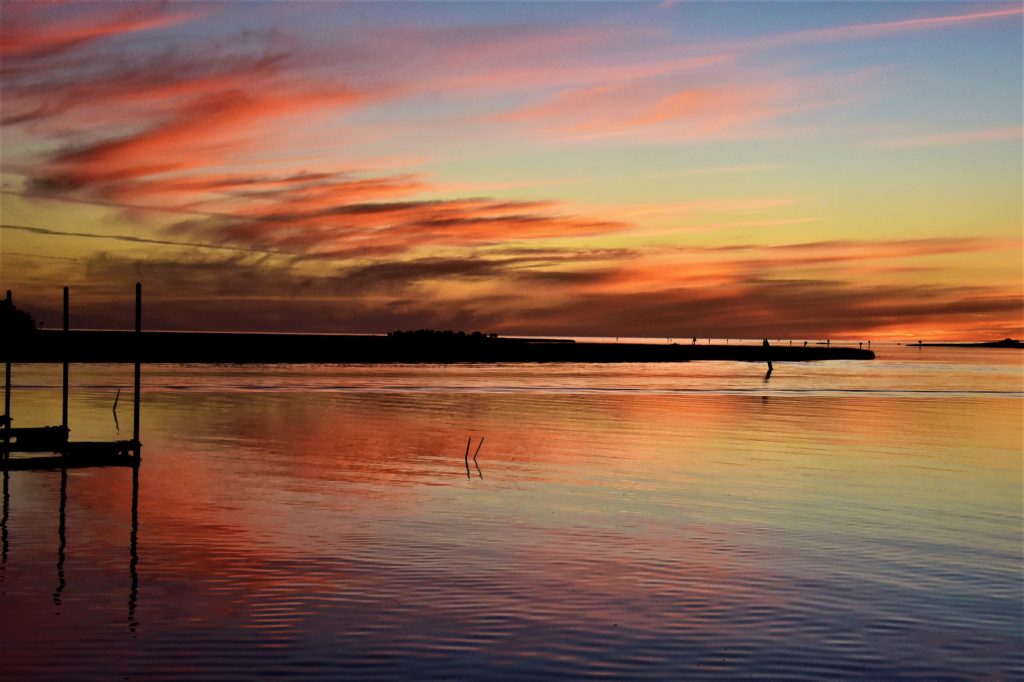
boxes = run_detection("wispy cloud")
[495,68,874,141]
[0,4,203,59]
[749,6,1024,49]
[13,241,1009,339]
[3,4,638,260]
[2,3,1020,339]
[169,196,626,259]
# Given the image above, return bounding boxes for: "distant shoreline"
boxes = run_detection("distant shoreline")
[2,330,875,364]
[909,339,1023,349]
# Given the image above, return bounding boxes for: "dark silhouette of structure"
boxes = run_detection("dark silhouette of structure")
[1,285,143,628]
[3,328,876,364]
[914,338,1022,349]
[0,290,35,336]
[2,285,141,469]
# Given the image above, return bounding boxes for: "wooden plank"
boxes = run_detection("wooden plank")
[65,440,138,458]
[1,426,70,452]
[2,455,137,471]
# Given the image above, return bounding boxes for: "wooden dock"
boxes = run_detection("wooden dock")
[2,285,142,471]
[3,446,139,471]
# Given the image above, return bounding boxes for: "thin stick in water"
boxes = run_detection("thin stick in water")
[473,437,484,479]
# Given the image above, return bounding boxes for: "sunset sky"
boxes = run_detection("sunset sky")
[1,1,1021,340]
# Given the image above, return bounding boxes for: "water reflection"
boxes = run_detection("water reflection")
[129,464,139,634]
[3,462,141,629]
[53,467,66,609]
[2,468,8,577]
[1,359,1021,680]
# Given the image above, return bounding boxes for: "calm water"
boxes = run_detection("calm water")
[2,345,1021,680]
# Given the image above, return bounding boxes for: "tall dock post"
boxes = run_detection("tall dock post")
[4,291,11,425]
[133,282,141,456]
[62,286,69,435]
[3,291,10,456]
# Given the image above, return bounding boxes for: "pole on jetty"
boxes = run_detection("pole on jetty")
[4,291,11,426]
[62,286,69,434]
[132,282,141,453]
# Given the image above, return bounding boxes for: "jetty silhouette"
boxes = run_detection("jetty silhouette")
[3,288,875,364]
[909,338,1022,349]
[2,286,142,630]
[3,286,141,471]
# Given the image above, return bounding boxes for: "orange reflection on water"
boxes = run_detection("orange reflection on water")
[2,361,1021,679]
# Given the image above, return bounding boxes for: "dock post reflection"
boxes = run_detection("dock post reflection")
[129,462,139,634]
[463,437,484,480]
[4,350,9,423]
[2,468,8,580]
[54,466,67,609]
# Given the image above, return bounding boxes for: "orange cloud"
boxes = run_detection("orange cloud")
[33,87,367,195]
[8,231,1022,339]
[4,4,635,260]
[169,196,626,258]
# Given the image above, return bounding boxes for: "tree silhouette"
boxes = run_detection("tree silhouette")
[0,294,37,335]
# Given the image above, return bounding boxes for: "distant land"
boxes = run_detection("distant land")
[2,329,875,364]
[909,338,1023,348]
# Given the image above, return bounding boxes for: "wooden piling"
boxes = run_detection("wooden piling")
[4,291,11,426]
[62,287,69,432]
[4,350,9,420]
[133,283,141,454]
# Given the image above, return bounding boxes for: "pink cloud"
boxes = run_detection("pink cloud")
[754,6,1024,49]
[0,4,203,58]
[431,53,730,95]
[495,68,873,141]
